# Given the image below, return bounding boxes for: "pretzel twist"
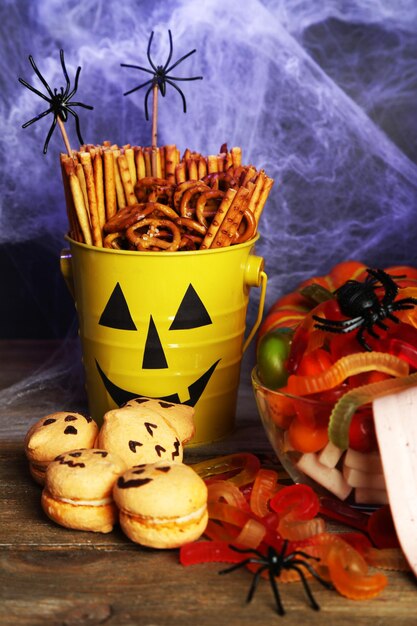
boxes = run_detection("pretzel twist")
[126,218,182,251]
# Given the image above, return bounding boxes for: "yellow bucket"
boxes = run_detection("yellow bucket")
[60,235,267,445]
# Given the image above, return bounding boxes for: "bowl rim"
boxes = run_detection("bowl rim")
[251,365,337,407]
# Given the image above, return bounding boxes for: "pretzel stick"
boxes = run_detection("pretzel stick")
[164,144,178,184]
[200,188,236,249]
[65,165,93,245]
[231,146,242,167]
[103,149,117,219]
[134,147,146,180]
[60,155,80,241]
[175,162,187,184]
[242,165,257,186]
[198,157,207,179]
[210,186,250,248]
[207,155,218,174]
[186,158,199,181]
[224,151,233,170]
[159,146,166,179]
[112,149,127,210]
[217,153,226,172]
[151,147,162,178]
[75,162,89,213]
[93,151,106,229]
[80,151,102,246]
[143,148,152,177]
[117,153,137,206]
[254,175,274,223]
[125,147,137,186]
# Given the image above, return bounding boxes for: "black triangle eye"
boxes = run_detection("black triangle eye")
[99,283,137,330]
[169,284,212,330]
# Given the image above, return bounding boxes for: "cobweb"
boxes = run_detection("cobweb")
[1,0,417,436]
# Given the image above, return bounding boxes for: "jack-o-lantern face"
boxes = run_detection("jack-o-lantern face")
[95,281,220,408]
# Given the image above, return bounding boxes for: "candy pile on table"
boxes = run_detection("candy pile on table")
[181,452,410,614]
[255,261,417,505]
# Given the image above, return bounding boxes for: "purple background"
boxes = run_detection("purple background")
[1,0,417,432]
[2,0,417,339]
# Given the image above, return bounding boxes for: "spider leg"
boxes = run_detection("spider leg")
[120,64,155,75]
[66,107,85,145]
[18,78,52,103]
[366,324,381,339]
[42,115,58,154]
[357,327,372,351]
[228,545,266,559]
[313,315,364,328]
[147,31,158,72]
[163,29,174,71]
[164,78,187,112]
[166,47,197,73]
[123,78,154,98]
[66,66,81,100]
[393,297,417,308]
[65,101,94,111]
[143,83,155,120]
[375,319,389,330]
[218,558,256,575]
[59,49,71,97]
[289,559,334,590]
[268,570,285,616]
[246,565,268,604]
[289,564,320,611]
[166,74,204,82]
[22,106,54,128]
[28,54,55,98]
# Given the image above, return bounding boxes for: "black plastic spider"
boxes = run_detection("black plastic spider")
[313,268,417,351]
[18,49,93,154]
[218,542,332,616]
[121,30,203,120]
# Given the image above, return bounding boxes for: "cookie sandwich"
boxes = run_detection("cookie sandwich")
[113,460,208,548]
[96,405,183,468]
[24,411,99,485]
[124,397,195,444]
[41,448,127,533]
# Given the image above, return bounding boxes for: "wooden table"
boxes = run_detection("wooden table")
[1,341,416,626]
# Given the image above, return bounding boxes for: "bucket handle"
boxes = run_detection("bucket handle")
[60,249,75,299]
[242,267,268,353]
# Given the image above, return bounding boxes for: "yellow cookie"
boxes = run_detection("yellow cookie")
[24,411,99,485]
[96,406,183,467]
[113,460,208,548]
[42,448,127,533]
[124,397,195,443]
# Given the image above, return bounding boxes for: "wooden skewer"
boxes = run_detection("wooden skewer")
[151,84,158,149]
[57,117,72,157]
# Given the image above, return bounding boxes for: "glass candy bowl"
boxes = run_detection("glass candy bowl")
[253,263,417,507]
[252,363,396,508]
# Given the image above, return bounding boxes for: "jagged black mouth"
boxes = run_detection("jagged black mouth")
[95,359,220,408]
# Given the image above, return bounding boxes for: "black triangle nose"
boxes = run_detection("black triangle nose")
[142,315,168,369]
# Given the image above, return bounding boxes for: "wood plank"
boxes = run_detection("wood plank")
[1,342,417,625]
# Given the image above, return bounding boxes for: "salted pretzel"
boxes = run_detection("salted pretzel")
[175,216,207,236]
[173,181,207,213]
[179,233,204,250]
[195,190,225,228]
[179,183,211,218]
[134,177,173,202]
[103,203,155,233]
[126,218,182,251]
[103,232,127,249]
[234,207,257,244]
[150,202,180,221]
